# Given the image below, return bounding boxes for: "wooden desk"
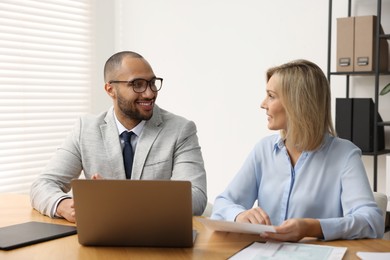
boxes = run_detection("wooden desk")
[1,194,390,259]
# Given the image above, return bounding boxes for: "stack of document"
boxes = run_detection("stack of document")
[230,241,347,260]
[197,218,347,260]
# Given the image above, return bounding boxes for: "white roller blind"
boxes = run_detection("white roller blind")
[0,0,92,193]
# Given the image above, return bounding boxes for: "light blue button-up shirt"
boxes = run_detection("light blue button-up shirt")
[211,134,384,240]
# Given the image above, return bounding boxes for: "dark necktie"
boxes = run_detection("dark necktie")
[122,131,134,179]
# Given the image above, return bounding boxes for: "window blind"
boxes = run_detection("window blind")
[0,0,92,193]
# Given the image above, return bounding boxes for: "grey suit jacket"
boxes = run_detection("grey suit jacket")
[30,105,207,217]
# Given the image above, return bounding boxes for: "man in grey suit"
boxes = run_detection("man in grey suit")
[30,51,207,223]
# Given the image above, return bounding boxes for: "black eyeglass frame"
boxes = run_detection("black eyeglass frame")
[108,77,163,93]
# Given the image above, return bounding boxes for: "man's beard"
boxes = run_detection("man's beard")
[117,95,153,121]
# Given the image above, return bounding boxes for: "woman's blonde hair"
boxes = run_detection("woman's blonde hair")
[266,59,336,151]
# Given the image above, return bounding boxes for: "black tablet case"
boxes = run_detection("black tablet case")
[0,221,77,250]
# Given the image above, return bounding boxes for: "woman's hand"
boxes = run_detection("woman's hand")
[236,207,272,225]
[260,218,323,242]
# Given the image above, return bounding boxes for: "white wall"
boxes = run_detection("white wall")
[90,1,117,114]
[94,0,390,203]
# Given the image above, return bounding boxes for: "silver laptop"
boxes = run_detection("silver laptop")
[71,179,195,247]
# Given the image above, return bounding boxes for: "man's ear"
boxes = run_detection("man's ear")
[105,82,115,98]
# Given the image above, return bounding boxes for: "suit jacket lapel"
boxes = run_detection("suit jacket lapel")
[100,107,125,179]
[131,106,163,180]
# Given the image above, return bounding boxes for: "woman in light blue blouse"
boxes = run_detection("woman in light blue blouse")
[211,59,384,241]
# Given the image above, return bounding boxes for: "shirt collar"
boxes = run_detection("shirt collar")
[113,111,146,137]
[273,133,332,153]
[274,135,285,152]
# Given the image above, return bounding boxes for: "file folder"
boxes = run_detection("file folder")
[354,15,389,72]
[335,98,353,140]
[336,98,385,152]
[336,17,354,72]
[352,98,384,152]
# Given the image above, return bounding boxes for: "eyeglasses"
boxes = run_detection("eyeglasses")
[109,77,163,93]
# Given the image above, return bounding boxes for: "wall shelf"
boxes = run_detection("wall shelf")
[327,0,389,191]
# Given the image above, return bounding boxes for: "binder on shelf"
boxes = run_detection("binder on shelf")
[354,15,389,72]
[335,98,353,140]
[335,98,385,153]
[352,98,385,152]
[336,17,355,72]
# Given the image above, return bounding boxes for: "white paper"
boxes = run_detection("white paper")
[229,241,347,260]
[357,252,390,260]
[196,217,275,235]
